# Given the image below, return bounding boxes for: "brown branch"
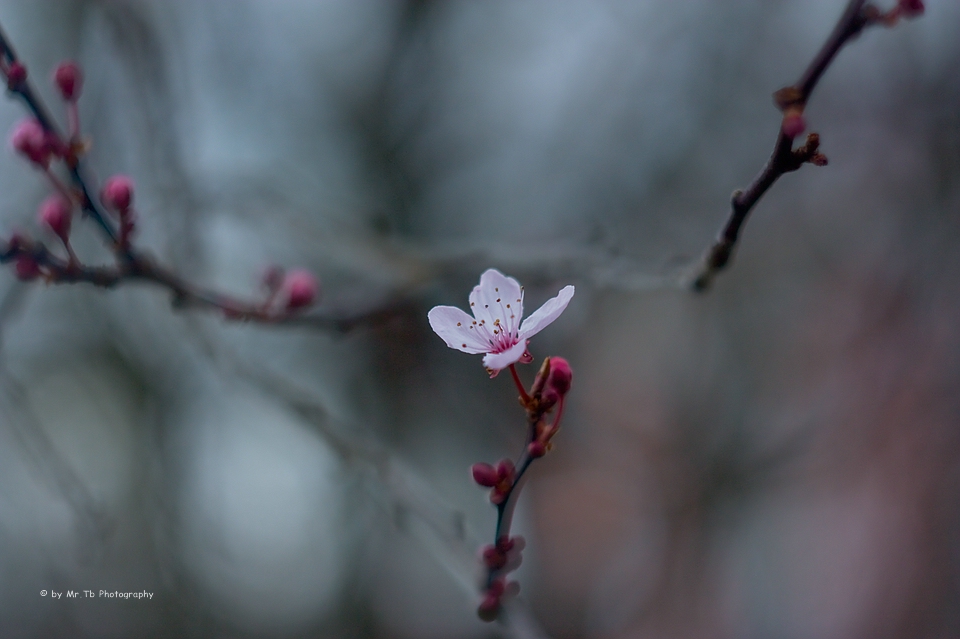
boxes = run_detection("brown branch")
[0,19,411,332]
[691,0,918,291]
[0,235,405,332]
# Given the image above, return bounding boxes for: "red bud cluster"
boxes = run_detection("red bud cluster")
[471,459,515,504]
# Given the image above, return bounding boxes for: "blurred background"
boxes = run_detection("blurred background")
[0,1,958,638]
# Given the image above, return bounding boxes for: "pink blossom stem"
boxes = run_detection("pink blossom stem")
[550,396,565,430]
[67,102,79,139]
[508,364,530,405]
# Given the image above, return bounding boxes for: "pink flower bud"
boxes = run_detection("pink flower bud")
[477,592,501,622]
[495,459,513,478]
[527,441,546,458]
[482,545,507,570]
[38,195,72,242]
[101,175,134,212]
[540,356,572,409]
[899,0,924,16]
[471,462,499,487]
[545,357,572,395]
[496,537,514,552]
[282,269,318,310]
[14,255,40,281]
[6,62,26,89]
[781,110,806,139]
[10,119,51,167]
[54,62,82,101]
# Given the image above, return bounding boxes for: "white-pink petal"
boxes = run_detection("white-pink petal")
[518,285,575,340]
[469,268,524,337]
[482,339,529,371]
[427,305,489,354]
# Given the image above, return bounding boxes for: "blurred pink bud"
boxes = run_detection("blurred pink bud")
[495,459,515,482]
[38,195,72,242]
[540,356,572,409]
[6,62,26,89]
[489,459,516,504]
[101,175,134,212]
[477,592,501,622]
[14,255,40,280]
[54,62,82,101]
[282,269,318,310]
[899,0,924,16]
[10,119,51,166]
[545,357,572,395]
[471,462,499,487]
[782,110,806,138]
[482,545,507,570]
[527,441,546,458]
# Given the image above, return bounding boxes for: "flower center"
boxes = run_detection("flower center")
[472,316,518,353]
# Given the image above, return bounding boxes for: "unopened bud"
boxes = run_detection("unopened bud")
[540,356,572,409]
[6,62,26,89]
[282,269,318,310]
[899,0,924,17]
[10,119,51,167]
[527,441,546,458]
[782,108,806,139]
[14,255,40,280]
[482,545,507,570]
[477,592,501,622]
[38,195,72,242]
[495,459,515,480]
[101,175,134,212]
[54,62,82,101]
[471,462,499,487]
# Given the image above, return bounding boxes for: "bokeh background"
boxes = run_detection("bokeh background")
[0,1,958,638]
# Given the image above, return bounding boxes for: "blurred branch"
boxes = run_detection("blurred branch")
[229,353,554,639]
[0,19,410,331]
[0,234,416,331]
[691,0,922,291]
[0,368,114,552]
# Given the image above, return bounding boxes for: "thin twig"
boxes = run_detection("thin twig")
[0,20,407,330]
[691,0,913,291]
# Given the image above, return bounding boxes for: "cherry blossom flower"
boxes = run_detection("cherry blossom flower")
[428,268,574,373]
